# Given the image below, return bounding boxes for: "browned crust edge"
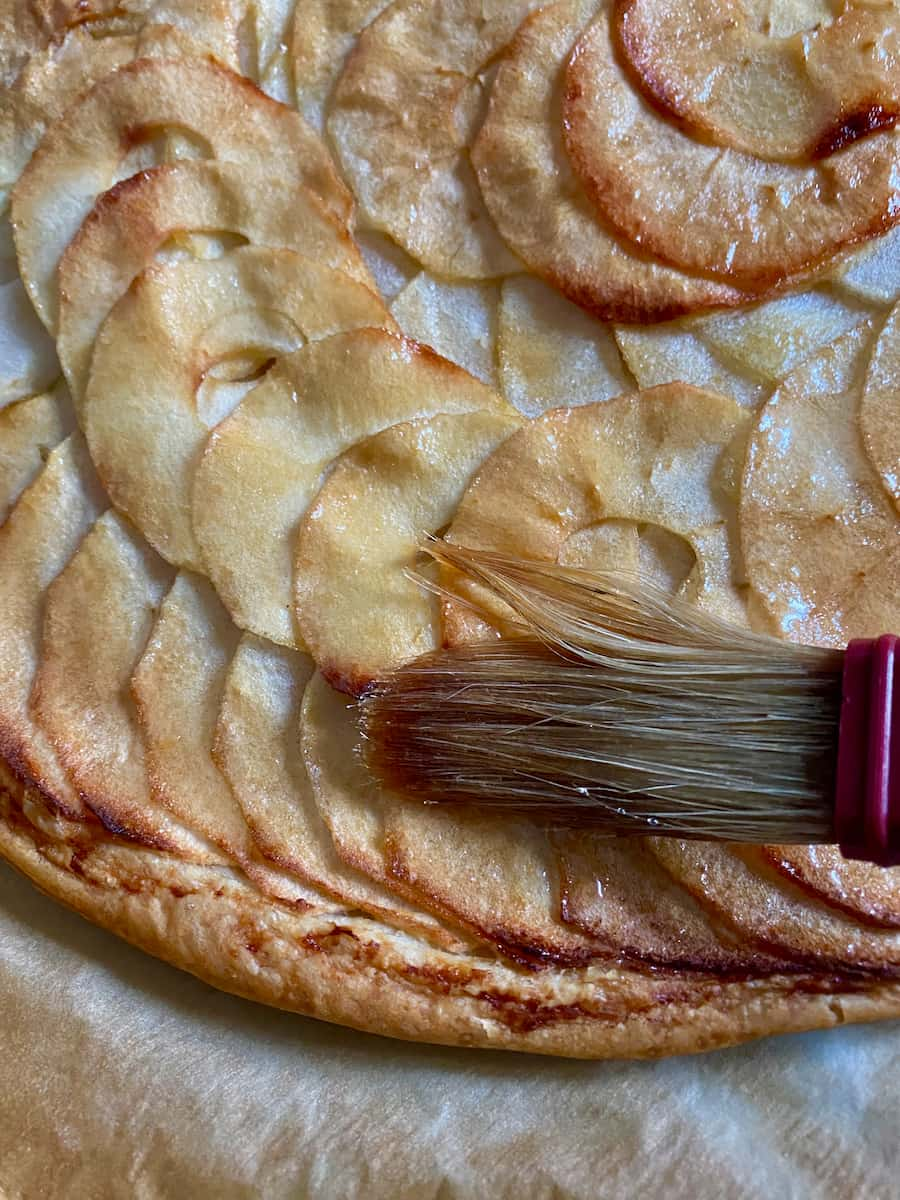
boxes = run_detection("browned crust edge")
[3,759,900,1059]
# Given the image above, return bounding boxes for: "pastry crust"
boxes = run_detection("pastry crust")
[4,759,900,1059]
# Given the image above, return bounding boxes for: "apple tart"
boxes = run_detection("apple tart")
[1,0,899,1058]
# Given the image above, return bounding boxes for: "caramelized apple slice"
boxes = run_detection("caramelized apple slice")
[0,278,57,409]
[0,435,104,820]
[32,509,217,857]
[12,56,351,330]
[194,329,503,648]
[860,300,900,510]
[441,384,751,647]
[131,570,324,908]
[218,638,467,945]
[327,0,540,278]
[651,841,900,969]
[472,1,749,323]
[741,323,900,644]
[84,247,388,571]
[0,383,73,523]
[564,7,900,289]
[615,0,900,163]
[57,160,374,407]
[761,846,900,930]
[294,409,522,694]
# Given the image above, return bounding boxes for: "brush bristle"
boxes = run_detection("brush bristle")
[360,542,844,842]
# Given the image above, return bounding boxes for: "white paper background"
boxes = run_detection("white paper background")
[1,862,898,1199]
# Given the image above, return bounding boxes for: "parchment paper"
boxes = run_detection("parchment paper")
[1,862,898,1199]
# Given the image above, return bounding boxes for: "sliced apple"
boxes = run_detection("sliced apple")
[294,408,522,694]
[441,384,751,648]
[741,323,900,644]
[299,671,473,953]
[194,328,504,647]
[499,275,630,417]
[860,300,900,510]
[0,0,143,86]
[31,508,220,857]
[84,246,389,571]
[217,637,466,943]
[0,277,58,408]
[57,160,374,408]
[761,846,900,930]
[327,0,540,278]
[615,0,900,164]
[553,833,784,971]
[12,55,352,330]
[835,224,900,307]
[0,382,73,522]
[650,841,900,969]
[0,434,104,821]
[389,273,499,388]
[471,1,749,324]
[130,569,323,907]
[614,322,765,409]
[564,7,900,289]
[291,0,392,130]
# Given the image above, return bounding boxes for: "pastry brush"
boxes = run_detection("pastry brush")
[360,540,899,867]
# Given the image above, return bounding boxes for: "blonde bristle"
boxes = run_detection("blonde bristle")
[361,542,843,842]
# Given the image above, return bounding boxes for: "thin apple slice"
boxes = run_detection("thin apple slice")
[650,840,900,970]
[0,435,104,820]
[472,1,749,324]
[84,246,389,571]
[12,55,351,330]
[327,0,541,279]
[761,846,900,930]
[217,637,467,945]
[741,323,900,644]
[194,328,504,647]
[441,384,751,648]
[860,300,900,510]
[0,382,73,523]
[834,225,900,307]
[353,229,417,302]
[613,322,765,409]
[130,570,324,908]
[0,0,145,86]
[499,275,629,417]
[555,834,784,971]
[564,7,900,289]
[31,508,217,857]
[291,0,392,130]
[614,0,900,163]
[294,409,522,694]
[0,277,58,409]
[389,273,499,388]
[57,160,374,409]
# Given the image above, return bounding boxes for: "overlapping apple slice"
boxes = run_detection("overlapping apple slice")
[761,845,900,930]
[83,247,388,571]
[12,55,352,330]
[860,300,900,509]
[614,0,900,163]
[327,0,540,279]
[0,383,73,522]
[218,639,471,948]
[293,408,522,694]
[741,323,900,645]
[651,841,900,969]
[389,274,499,388]
[57,160,373,409]
[30,510,216,853]
[130,570,325,908]
[0,434,104,822]
[194,329,507,647]
[471,1,749,323]
[441,384,752,647]
[498,275,629,417]
[563,5,900,289]
[291,0,392,129]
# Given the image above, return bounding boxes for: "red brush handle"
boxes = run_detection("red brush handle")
[835,635,900,867]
